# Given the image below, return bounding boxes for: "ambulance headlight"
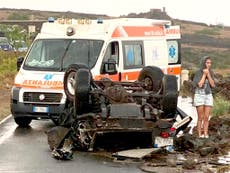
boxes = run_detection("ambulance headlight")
[66,27,75,36]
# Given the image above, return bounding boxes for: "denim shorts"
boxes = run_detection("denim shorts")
[193,94,213,107]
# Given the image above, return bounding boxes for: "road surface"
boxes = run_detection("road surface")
[0,117,144,173]
[0,96,197,173]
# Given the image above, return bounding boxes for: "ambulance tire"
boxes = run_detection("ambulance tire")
[138,66,164,92]
[161,74,178,119]
[64,63,89,102]
[74,69,91,115]
[14,117,32,127]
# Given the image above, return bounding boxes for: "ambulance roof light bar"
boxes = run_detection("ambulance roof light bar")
[97,18,103,24]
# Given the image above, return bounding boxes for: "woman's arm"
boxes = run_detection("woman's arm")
[197,73,206,88]
[206,72,215,87]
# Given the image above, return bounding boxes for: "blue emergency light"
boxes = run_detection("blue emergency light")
[48,17,55,23]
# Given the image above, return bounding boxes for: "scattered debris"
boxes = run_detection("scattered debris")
[138,115,230,172]
[52,147,73,160]
[112,148,160,160]
[45,126,69,150]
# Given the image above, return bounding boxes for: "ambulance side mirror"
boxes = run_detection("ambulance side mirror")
[103,59,117,75]
[17,57,24,71]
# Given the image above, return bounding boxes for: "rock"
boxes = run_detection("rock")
[199,146,215,157]
[174,134,206,152]
[166,155,177,167]
[182,158,197,169]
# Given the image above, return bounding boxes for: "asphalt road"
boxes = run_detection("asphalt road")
[0,117,144,173]
[0,97,196,173]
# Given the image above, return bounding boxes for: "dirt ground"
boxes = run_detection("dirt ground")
[0,88,11,122]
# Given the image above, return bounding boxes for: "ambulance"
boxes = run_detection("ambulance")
[11,18,181,127]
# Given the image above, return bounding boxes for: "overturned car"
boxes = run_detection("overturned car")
[47,64,192,159]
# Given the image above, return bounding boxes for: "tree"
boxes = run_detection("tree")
[0,24,29,47]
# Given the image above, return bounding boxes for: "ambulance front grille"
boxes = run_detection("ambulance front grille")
[23,92,63,104]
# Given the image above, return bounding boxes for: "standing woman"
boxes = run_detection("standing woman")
[193,56,215,138]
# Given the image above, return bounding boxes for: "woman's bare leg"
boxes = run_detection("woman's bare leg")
[204,106,212,137]
[196,106,204,137]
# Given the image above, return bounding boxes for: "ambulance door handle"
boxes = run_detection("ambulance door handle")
[169,68,173,74]
[119,72,122,81]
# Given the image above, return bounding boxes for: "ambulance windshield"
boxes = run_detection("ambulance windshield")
[24,39,103,71]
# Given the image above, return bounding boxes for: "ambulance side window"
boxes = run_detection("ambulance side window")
[100,41,119,74]
[103,42,119,63]
[123,41,144,69]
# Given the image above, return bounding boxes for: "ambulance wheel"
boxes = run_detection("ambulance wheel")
[161,74,178,118]
[138,66,164,92]
[64,64,88,102]
[74,69,91,115]
[14,117,32,127]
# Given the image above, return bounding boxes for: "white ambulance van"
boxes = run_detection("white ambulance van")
[11,18,181,127]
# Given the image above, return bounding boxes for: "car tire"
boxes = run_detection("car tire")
[161,74,178,118]
[138,66,164,92]
[64,64,88,102]
[14,117,32,127]
[74,68,92,115]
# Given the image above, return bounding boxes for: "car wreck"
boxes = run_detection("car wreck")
[47,64,192,160]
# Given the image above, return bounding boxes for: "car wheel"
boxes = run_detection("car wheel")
[64,64,88,102]
[138,66,164,92]
[74,68,92,115]
[14,117,32,127]
[161,74,178,118]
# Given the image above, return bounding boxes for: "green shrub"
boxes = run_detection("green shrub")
[0,51,17,72]
[212,96,230,117]
[0,51,25,88]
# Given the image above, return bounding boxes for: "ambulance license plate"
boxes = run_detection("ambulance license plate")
[32,106,49,113]
[154,136,173,148]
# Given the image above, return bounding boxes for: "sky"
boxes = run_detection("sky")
[0,0,229,26]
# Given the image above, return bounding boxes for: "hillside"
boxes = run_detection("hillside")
[0,8,110,20]
[0,8,230,73]
[175,20,230,73]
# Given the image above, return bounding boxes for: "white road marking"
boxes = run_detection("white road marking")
[0,114,12,125]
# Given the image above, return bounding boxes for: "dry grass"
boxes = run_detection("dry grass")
[181,22,230,39]
[181,44,229,52]
[0,89,11,122]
